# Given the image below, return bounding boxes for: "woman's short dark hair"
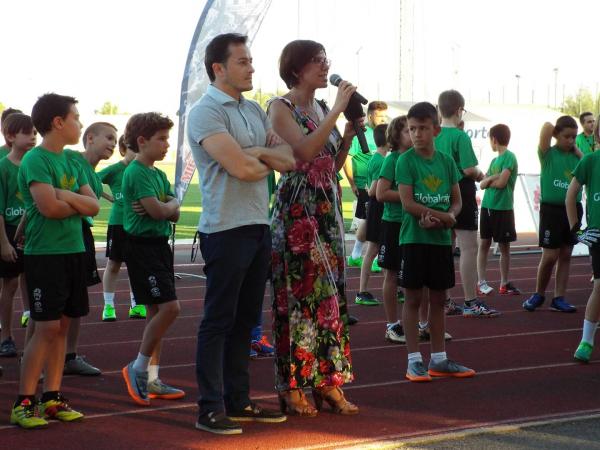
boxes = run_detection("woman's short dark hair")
[279,40,325,89]
[204,33,248,82]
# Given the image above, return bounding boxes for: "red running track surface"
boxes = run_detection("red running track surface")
[0,248,598,449]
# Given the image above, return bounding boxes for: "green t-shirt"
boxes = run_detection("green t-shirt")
[65,150,103,226]
[18,146,88,255]
[98,161,127,226]
[379,151,404,223]
[396,149,461,246]
[481,150,518,211]
[0,145,9,159]
[538,146,582,205]
[576,133,595,156]
[434,127,478,179]
[0,157,25,226]
[366,152,385,188]
[349,125,376,190]
[122,160,173,237]
[573,152,600,228]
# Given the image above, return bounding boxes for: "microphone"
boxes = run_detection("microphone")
[329,74,368,105]
[329,74,370,154]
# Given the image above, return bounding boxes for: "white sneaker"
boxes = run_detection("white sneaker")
[477,280,494,296]
[385,323,405,344]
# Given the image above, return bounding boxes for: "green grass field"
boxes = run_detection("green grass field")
[92,163,357,242]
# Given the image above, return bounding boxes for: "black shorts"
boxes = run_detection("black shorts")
[82,221,101,286]
[480,208,517,243]
[25,253,89,321]
[125,234,177,305]
[399,244,455,290]
[591,246,600,280]
[538,202,583,249]
[0,224,24,278]
[377,220,401,271]
[354,188,369,220]
[365,197,384,244]
[106,224,127,262]
[455,178,478,231]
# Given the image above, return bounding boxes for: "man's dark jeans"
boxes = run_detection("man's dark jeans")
[196,224,271,414]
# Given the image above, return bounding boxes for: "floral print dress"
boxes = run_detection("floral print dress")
[269,97,354,391]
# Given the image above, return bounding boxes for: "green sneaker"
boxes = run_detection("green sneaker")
[397,289,405,304]
[20,313,30,328]
[371,259,382,273]
[129,305,147,319]
[355,291,381,306]
[40,395,84,422]
[574,341,593,363]
[347,255,363,268]
[102,304,117,322]
[10,398,48,429]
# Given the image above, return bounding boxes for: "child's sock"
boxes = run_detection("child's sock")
[582,319,598,345]
[22,310,30,318]
[130,292,137,308]
[408,352,423,364]
[351,240,364,259]
[103,292,115,307]
[132,353,151,372]
[419,321,429,330]
[430,351,447,364]
[148,365,159,383]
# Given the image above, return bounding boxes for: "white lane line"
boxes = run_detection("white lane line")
[0,361,597,431]
[288,409,600,450]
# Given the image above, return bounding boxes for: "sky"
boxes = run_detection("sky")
[1,0,598,117]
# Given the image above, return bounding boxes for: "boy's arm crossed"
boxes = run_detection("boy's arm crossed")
[55,184,100,217]
[30,182,78,219]
[134,196,179,222]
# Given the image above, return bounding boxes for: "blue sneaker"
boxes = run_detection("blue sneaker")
[550,297,576,313]
[251,335,274,356]
[523,293,545,312]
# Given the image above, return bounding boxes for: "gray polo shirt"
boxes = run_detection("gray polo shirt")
[187,84,271,233]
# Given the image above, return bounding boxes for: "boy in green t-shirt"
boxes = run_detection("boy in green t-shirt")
[99,135,144,322]
[0,108,23,159]
[523,117,584,313]
[567,152,600,362]
[121,112,183,406]
[435,90,487,316]
[476,124,518,315]
[58,122,117,377]
[375,118,410,343]
[355,123,388,307]
[576,112,595,156]
[0,113,36,358]
[397,102,475,382]
[11,93,100,429]
[345,101,388,268]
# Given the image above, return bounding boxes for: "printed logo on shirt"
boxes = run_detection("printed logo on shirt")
[114,192,123,200]
[60,174,77,191]
[423,174,442,192]
[5,207,25,217]
[593,192,600,202]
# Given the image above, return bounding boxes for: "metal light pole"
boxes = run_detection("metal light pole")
[553,68,559,108]
[355,46,363,87]
[515,74,521,104]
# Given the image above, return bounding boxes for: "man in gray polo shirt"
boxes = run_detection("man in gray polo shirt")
[187,33,294,435]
